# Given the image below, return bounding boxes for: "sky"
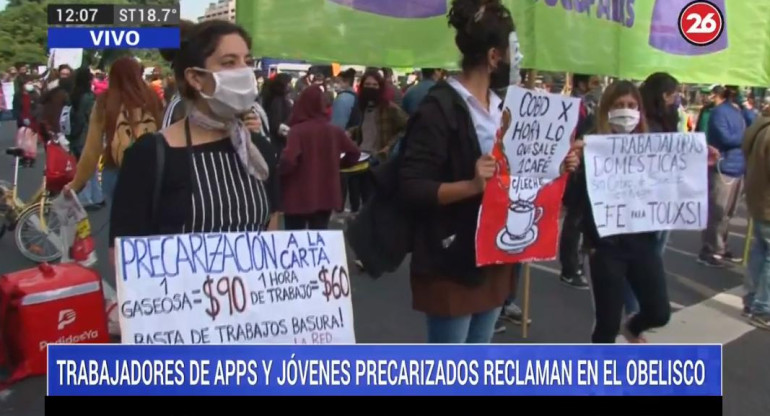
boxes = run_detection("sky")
[0,0,211,20]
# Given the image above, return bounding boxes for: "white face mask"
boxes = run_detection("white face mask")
[24,84,35,92]
[197,67,258,119]
[608,108,640,133]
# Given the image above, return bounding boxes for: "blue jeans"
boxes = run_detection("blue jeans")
[426,308,502,343]
[101,168,119,203]
[504,263,525,306]
[78,168,104,205]
[745,220,770,315]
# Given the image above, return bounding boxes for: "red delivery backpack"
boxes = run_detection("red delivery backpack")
[0,263,109,387]
[45,140,76,194]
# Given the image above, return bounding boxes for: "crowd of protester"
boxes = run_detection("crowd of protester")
[2,0,769,344]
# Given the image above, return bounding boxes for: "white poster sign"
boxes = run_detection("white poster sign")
[584,133,709,238]
[115,230,356,345]
[501,86,581,179]
[2,82,13,110]
[49,48,84,70]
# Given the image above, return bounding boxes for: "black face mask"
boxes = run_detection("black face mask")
[489,61,511,90]
[361,87,380,105]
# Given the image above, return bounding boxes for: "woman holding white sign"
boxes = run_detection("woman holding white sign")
[110,21,280,244]
[399,0,580,343]
[578,81,671,344]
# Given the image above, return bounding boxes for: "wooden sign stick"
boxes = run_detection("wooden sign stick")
[521,68,537,339]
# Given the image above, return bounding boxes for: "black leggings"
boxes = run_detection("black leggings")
[284,211,331,231]
[559,203,584,276]
[588,241,671,343]
[340,170,373,213]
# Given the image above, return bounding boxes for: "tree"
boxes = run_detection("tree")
[7,0,44,8]
[0,2,47,70]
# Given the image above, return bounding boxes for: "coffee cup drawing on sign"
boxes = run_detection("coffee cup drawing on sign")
[506,199,543,239]
[497,176,545,254]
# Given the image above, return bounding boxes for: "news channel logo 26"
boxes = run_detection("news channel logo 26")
[678,0,725,47]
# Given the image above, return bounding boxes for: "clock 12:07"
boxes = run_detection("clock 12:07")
[58,8,98,24]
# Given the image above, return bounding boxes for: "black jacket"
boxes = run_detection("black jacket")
[398,81,485,285]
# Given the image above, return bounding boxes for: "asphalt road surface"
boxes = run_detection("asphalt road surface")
[0,120,767,415]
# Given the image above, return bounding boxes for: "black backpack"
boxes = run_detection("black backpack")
[345,84,459,278]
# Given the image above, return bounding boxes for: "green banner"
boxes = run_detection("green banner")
[237,0,770,86]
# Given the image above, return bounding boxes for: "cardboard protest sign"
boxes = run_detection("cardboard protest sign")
[115,230,356,345]
[584,133,709,238]
[501,86,580,179]
[475,87,579,266]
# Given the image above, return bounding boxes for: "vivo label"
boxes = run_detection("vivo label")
[89,30,140,47]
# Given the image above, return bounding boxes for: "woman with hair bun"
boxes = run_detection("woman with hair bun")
[398,0,581,343]
[109,20,280,250]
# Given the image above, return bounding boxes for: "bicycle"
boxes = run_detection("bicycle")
[0,147,63,263]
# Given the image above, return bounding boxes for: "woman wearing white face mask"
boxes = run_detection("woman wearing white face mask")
[575,80,671,343]
[109,20,280,248]
[397,0,581,344]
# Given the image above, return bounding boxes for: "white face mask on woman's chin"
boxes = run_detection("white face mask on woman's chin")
[608,108,640,133]
[197,67,258,120]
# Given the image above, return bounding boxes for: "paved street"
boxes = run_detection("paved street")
[0,120,768,415]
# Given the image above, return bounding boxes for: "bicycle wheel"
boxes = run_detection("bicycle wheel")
[14,203,63,263]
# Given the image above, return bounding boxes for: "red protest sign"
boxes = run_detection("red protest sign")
[475,99,571,266]
[476,172,567,266]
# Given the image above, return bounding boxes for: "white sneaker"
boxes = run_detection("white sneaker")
[500,303,532,325]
